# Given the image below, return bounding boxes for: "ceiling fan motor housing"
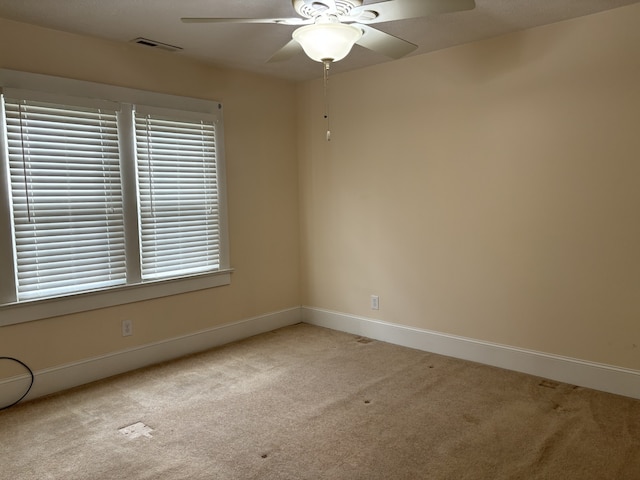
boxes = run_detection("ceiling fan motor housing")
[293,0,363,18]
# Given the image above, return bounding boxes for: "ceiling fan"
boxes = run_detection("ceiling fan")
[182,0,476,64]
[183,0,475,141]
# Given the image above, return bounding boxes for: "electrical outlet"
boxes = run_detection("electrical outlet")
[371,295,379,310]
[122,319,133,337]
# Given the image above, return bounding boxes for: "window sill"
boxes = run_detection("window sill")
[0,269,233,327]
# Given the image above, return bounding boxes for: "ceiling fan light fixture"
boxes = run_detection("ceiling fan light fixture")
[292,16,362,62]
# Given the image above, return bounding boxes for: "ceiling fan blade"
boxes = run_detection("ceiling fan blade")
[181,17,309,26]
[350,0,475,24]
[355,24,417,59]
[267,39,304,63]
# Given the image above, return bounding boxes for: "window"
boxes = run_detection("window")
[4,97,126,301]
[0,71,230,326]
[134,108,221,280]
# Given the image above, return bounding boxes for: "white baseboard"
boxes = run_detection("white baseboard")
[1,307,302,407]
[302,306,640,400]
[4,305,639,408]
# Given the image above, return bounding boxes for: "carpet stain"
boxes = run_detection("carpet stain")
[539,380,559,389]
[463,414,480,425]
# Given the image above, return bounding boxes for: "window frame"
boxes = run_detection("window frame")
[0,70,231,327]
[133,105,224,281]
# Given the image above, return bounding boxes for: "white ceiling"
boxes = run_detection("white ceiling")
[0,0,638,82]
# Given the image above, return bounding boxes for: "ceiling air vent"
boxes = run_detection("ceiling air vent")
[131,37,182,52]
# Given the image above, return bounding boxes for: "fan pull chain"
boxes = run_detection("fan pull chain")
[323,60,331,142]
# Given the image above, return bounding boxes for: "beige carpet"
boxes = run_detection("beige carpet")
[1,323,639,479]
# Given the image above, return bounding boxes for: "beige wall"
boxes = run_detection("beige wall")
[2,2,640,380]
[0,18,300,370]
[298,4,640,370]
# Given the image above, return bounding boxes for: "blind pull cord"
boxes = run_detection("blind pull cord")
[145,116,155,217]
[200,121,211,215]
[17,103,32,223]
[98,110,111,212]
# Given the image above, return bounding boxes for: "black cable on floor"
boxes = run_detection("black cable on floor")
[0,357,34,411]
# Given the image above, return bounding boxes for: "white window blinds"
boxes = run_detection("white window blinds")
[0,72,229,322]
[134,108,220,280]
[4,96,126,300]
